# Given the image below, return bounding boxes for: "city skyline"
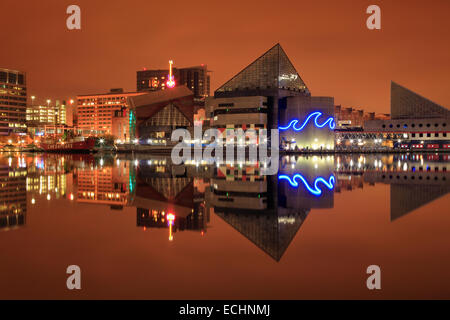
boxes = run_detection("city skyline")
[2,0,450,307]
[1,0,449,114]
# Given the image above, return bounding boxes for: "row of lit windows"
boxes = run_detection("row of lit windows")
[0,107,26,111]
[212,107,268,116]
[78,120,111,123]
[78,106,123,110]
[79,96,127,101]
[78,115,112,118]
[382,122,447,129]
[1,83,26,89]
[410,132,448,138]
[382,174,446,181]
[0,95,27,101]
[0,118,26,122]
[80,102,125,106]
[0,101,26,106]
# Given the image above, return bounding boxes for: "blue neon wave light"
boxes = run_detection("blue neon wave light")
[280,112,336,131]
[279,174,336,196]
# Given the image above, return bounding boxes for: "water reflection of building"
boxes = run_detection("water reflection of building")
[211,174,308,261]
[208,163,268,211]
[278,155,335,209]
[216,208,307,262]
[208,158,335,261]
[76,158,132,209]
[335,154,450,221]
[26,155,72,201]
[0,157,27,231]
[363,154,449,221]
[133,158,208,240]
[137,207,206,238]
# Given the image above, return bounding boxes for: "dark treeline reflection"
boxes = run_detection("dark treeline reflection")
[1,153,449,261]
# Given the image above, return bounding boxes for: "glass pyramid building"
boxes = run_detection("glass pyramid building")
[215,43,310,95]
[391,81,450,119]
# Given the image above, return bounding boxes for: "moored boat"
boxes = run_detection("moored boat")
[40,137,96,152]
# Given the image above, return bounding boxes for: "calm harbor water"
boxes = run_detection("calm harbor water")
[0,152,449,299]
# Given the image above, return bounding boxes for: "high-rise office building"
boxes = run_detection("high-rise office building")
[137,65,210,99]
[0,68,27,135]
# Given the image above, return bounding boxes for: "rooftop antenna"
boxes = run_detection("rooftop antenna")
[166,60,175,88]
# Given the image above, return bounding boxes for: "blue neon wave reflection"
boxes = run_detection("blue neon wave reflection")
[279,112,336,131]
[279,174,336,196]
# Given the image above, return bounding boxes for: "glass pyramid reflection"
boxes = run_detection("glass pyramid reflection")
[216,43,310,95]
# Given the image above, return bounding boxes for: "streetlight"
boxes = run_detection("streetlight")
[31,96,35,107]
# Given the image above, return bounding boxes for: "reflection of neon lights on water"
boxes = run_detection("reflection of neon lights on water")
[279,174,335,196]
[280,112,336,131]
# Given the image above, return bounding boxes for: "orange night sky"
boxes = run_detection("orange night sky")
[1,0,449,114]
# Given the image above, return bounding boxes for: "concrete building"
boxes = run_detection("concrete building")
[137,65,210,100]
[206,96,268,142]
[76,89,145,138]
[0,68,27,135]
[334,105,389,129]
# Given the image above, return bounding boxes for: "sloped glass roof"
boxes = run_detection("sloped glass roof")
[216,44,309,94]
[391,82,450,119]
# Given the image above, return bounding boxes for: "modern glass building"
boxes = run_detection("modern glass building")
[215,44,309,95]
[390,81,450,120]
[209,43,335,150]
[128,85,196,143]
